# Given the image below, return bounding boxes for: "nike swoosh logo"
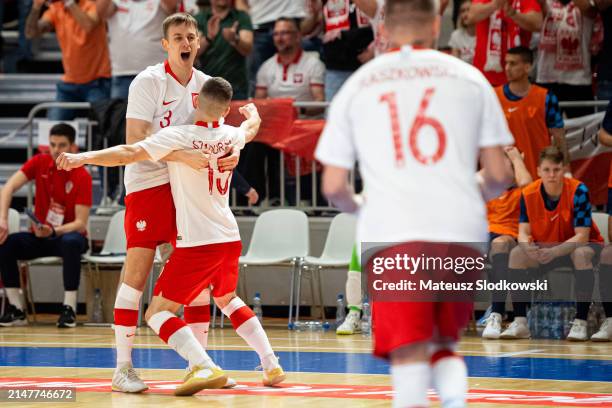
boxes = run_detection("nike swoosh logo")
[126,334,135,338]
[508,107,518,112]
[550,214,559,221]
[162,100,176,106]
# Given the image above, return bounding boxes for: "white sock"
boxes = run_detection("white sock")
[432,355,467,408]
[63,290,77,311]
[148,311,214,370]
[346,270,362,309]
[391,362,431,408]
[6,288,25,311]
[222,297,276,369]
[113,284,142,366]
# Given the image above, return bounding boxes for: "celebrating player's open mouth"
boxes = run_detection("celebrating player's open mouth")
[162,21,200,73]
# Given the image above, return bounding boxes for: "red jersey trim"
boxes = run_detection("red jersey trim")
[276,49,304,81]
[164,59,194,87]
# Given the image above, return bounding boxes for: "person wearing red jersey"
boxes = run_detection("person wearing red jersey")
[505,146,605,341]
[0,124,91,328]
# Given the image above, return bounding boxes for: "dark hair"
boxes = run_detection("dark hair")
[200,77,233,104]
[538,146,565,165]
[507,46,534,64]
[162,13,199,39]
[275,16,300,31]
[385,0,438,27]
[49,123,76,144]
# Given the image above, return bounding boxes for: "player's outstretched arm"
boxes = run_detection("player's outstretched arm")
[239,103,262,143]
[479,146,514,199]
[56,145,152,170]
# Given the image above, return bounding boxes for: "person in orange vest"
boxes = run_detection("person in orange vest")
[482,146,533,339]
[504,146,604,341]
[494,46,569,179]
[594,100,612,341]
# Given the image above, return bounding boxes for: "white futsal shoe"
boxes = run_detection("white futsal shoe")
[482,312,503,339]
[500,318,531,339]
[567,319,588,341]
[591,318,612,342]
[112,362,149,393]
[336,310,361,335]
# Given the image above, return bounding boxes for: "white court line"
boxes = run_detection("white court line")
[496,349,545,357]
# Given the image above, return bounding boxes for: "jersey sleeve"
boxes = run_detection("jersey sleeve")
[20,155,42,180]
[126,73,160,122]
[237,10,253,31]
[230,126,247,150]
[136,128,186,161]
[478,81,515,147]
[572,183,592,228]
[545,91,564,129]
[315,84,356,169]
[448,30,460,49]
[309,58,326,87]
[255,60,271,90]
[519,194,529,223]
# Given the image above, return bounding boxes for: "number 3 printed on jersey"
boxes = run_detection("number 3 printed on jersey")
[160,110,172,128]
[380,88,447,166]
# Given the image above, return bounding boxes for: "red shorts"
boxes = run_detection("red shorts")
[153,241,242,305]
[124,183,176,250]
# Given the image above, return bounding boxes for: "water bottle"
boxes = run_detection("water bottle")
[361,300,372,336]
[551,303,563,340]
[92,288,104,323]
[335,294,346,327]
[539,302,551,339]
[253,292,263,323]
[530,302,539,338]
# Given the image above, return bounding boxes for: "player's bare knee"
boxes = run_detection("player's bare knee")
[213,292,237,310]
[508,245,528,269]
[571,246,594,269]
[600,245,612,265]
[390,342,429,365]
[490,235,516,256]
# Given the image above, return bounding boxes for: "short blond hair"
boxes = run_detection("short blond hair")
[162,13,198,39]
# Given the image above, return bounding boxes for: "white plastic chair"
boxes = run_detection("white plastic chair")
[236,209,309,326]
[83,210,126,267]
[300,213,357,320]
[593,212,610,244]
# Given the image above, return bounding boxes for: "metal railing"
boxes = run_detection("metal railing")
[8,99,610,214]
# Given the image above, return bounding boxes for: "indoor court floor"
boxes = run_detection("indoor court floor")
[0,319,610,407]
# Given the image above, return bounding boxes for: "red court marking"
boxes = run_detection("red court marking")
[0,378,611,406]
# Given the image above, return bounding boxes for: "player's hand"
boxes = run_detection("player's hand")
[245,187,259,205]
[0,218,9,245]
[176,149,209,171]
[218,148,240,172]
[222,21,239,45]
[56,152,85,171]
[239,103,259,119]
[34,224,53,239]
[503,146,522,161]
[521,241,539,261]
[537,247,557,264]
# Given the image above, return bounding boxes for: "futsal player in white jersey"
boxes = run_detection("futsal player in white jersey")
[112,13,240,392]
[57,78,285,396]
[315,0,514,406]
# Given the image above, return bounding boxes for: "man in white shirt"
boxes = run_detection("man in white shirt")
[96,0,178,99]
[57,78,285,396]
[315,0,513,406]
[109,13,240,393]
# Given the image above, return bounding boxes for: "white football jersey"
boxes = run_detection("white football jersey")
[137,122,246,247]
[125,61,210,194]
[315,45,514,244]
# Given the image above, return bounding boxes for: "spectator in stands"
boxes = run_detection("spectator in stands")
[321,0,374,100]
[96,0,178,99]
[535,0,597,118]
[504,146,604,341]
[235,0,306,95]
[495,47,568,179]
[595,0,612,100]
[482,146,533,339]
[26,0,111,120]
[467,0,542,86]
[593,100,612,341]
[196,0,253,100]
[252,16,325,206]
[0,0,33,72]
[450,0,476,64]
[0,123,91,328]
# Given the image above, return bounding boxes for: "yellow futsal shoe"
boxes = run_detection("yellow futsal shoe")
[262,366,286,386]
[174,365,227,396]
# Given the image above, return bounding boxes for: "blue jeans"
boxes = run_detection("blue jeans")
[325,69,353,101]
[111,75,136,99]
[48,78,111,121]
[248,28,276,97]
[0,231,88,291]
